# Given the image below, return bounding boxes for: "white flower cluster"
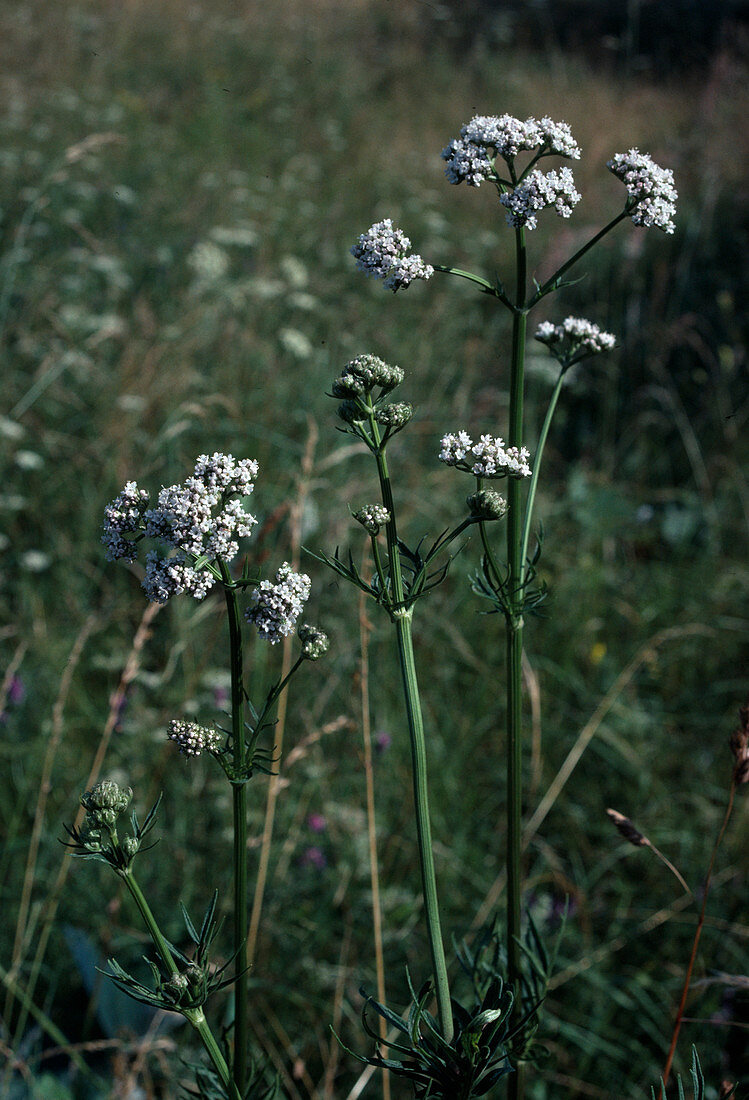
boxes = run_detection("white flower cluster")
[102,453,258,603]
[607,148,677,233]
[439,432,532,479]
[103,481,149,562]
[442,114,581,187]
[246,562,311,644]
[535,316,616,356]
[168,719,221,757]
[351,219,434,292]
[499,167,581,230]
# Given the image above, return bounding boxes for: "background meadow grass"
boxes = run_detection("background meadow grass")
[1,1,748,1096]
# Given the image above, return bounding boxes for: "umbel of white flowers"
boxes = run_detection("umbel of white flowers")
[535,316,617,359]
[352,113,677,292]
[438,433,532,479]
[103,453,258,602]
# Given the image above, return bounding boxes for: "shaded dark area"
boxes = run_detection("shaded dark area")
[426,0,749,74]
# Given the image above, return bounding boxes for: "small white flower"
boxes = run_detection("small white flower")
[442,114,580,187]
[21,550,52,572]
[439,431,531,479]
[500,168,581,230]
[607,148,677,233]
[103,454,258,601]
[209,225,258,248]
[246,562,311,643]
[351,219,433,292]
[279,327,313,359]
[535,316,616,358]
[439,431,473,465]
[15,450,44,470]
[188,240,230,282]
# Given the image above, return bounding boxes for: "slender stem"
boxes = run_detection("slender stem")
[191,1008,241,1100]
[221,562,249,1097]
[121,869,181,977]
[529,211,628,306]
[371,427,454,1042]
[121,871,240,1099]
[519,368,567,583]
[433,264,497,294]
[358,549,391,1100]
[506,226,527,1100]
[394,610,453,1042]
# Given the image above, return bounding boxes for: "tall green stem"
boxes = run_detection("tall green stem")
[506,227,527,1100]
[121,870,240,1100]
[373,435,454,1043]
[221,564,249,1097]
[519,369,567,581]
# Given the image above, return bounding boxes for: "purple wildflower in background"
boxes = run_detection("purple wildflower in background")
[300,846,327,870]
[375,729,392,754]
[307,813,327,833]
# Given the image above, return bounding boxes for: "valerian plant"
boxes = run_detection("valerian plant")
[334,110,737,1099]
[66,453,327,1099]
[59,106,743,1100]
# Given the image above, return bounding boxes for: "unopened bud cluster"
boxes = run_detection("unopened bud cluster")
[467,489,508,521]
[298,623,330,661]
[168,719,221,758]
[81,780,133,827]
[160,963,207,1008]
[354,504,391,535]
[331,355,412,443]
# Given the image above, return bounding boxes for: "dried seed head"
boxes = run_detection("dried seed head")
[606,808,646,847]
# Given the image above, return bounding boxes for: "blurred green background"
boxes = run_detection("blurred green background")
[1,1,747,1096]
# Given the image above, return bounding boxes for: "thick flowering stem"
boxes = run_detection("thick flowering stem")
[121,870,240,1100]
[371,429,454,1043]
[506,226,528,1100]
[220,561,249,1097]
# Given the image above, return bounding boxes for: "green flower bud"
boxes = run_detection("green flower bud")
[162,973,189,1004]
[298,623,330,661]
[342,354,404,393]
[80,781,132,829]
[331,374,366,399]
[121,836,140,859]
[336,400,362,424]
[467,489,508,520]
[353,504,391,535]
[375,402,413,429]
